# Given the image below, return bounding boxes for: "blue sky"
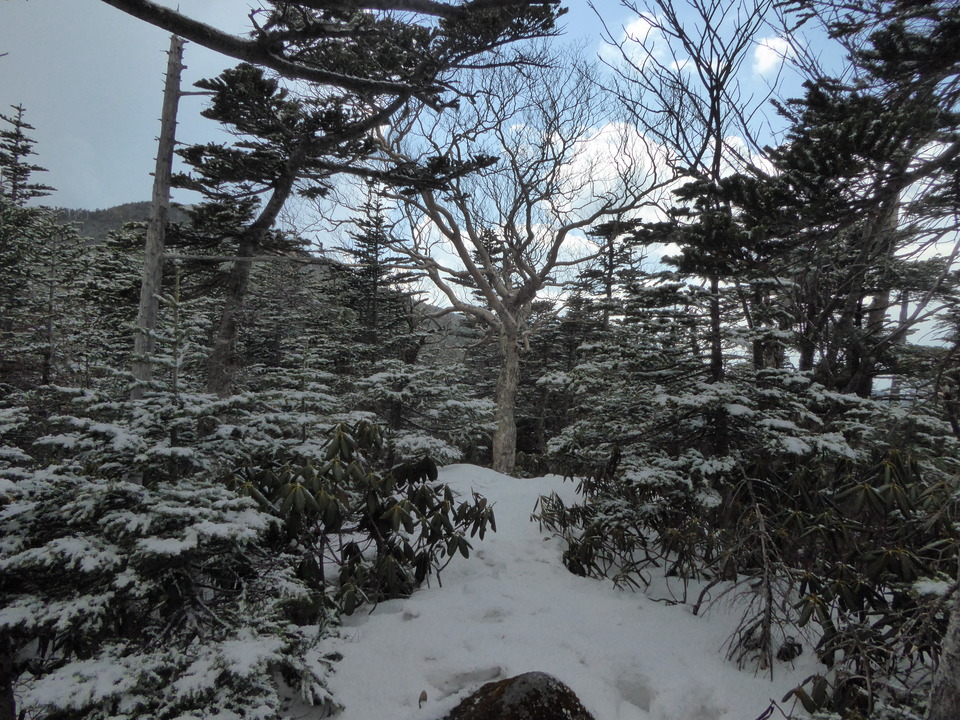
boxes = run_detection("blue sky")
[0,1,802,210]
[1,0,240,209]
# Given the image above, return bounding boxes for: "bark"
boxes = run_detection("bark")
[942,365,960,439]
[844,201,899,397]
[750,284,764,372]
[945,395,960,440]
[205,144,307,397]
[492,326,520,475]
[132,35,184,400]
[708,274,723,383]
[206,233,255,397]
[927,585,960,720]
[888,291,910,401]
[846,286,889,397]
[798,337,816,373]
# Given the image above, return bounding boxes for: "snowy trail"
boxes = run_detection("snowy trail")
[324,465,816,720]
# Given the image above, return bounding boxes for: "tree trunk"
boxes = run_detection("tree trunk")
[132,35,184,400]
[836,196,899,396]
[492,326,520,475]
[845,202,899,397]
[798,336,816,373]
[205,144,306,397]
[846,286,889,397]
[206,231,257,397]
[889,291,910,401]
[927,584,960,720]
[708,274,723,383]
[751,283,764,372]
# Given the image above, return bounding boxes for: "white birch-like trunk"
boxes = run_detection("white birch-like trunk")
[491,326,520,475]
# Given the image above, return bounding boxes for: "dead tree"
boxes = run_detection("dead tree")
[131,35,184,400]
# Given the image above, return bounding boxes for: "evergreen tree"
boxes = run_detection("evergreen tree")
[339,190,421,372]
[0,107,91,389]
[735,0,960,398]
[99,1,563,100]
[1,466,338,720]
[0,105,53,205]
[580,219,643,330]
[171,64,341,396]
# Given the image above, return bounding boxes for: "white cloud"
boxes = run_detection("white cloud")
[753,36,794,76]
[550,121,670,222]
[622,14,658,45]
[600,13,664,66]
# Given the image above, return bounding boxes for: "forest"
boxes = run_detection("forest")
[0,0,958,719]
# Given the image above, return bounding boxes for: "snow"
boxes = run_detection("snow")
[325,464,817,720]
[391,432,462,464]
[913,578,953,597]
[33,432,83,450]
[759,418,800,432]
[779,437,812,455]
[810,432,857,459]
[221,630,285,676]
[137,534,199,555]
[24,654,137,711]
[172,631,285,698]
[5,536,122,573]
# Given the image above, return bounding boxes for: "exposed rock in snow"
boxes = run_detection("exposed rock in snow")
[441,671,595,720]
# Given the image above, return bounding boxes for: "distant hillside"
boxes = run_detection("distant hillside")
[56,202,190,240]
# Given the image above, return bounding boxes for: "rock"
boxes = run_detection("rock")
[441,671,596,720]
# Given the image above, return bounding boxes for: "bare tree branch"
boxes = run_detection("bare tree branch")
[370,48,669,472]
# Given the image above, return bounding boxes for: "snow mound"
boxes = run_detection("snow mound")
[325,464,816,720]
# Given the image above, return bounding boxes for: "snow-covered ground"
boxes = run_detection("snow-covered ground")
[324,464,820,720]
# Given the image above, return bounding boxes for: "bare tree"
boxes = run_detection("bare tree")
[603,0,780,383]
[378,53,667,474]
[132,35,184,400]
